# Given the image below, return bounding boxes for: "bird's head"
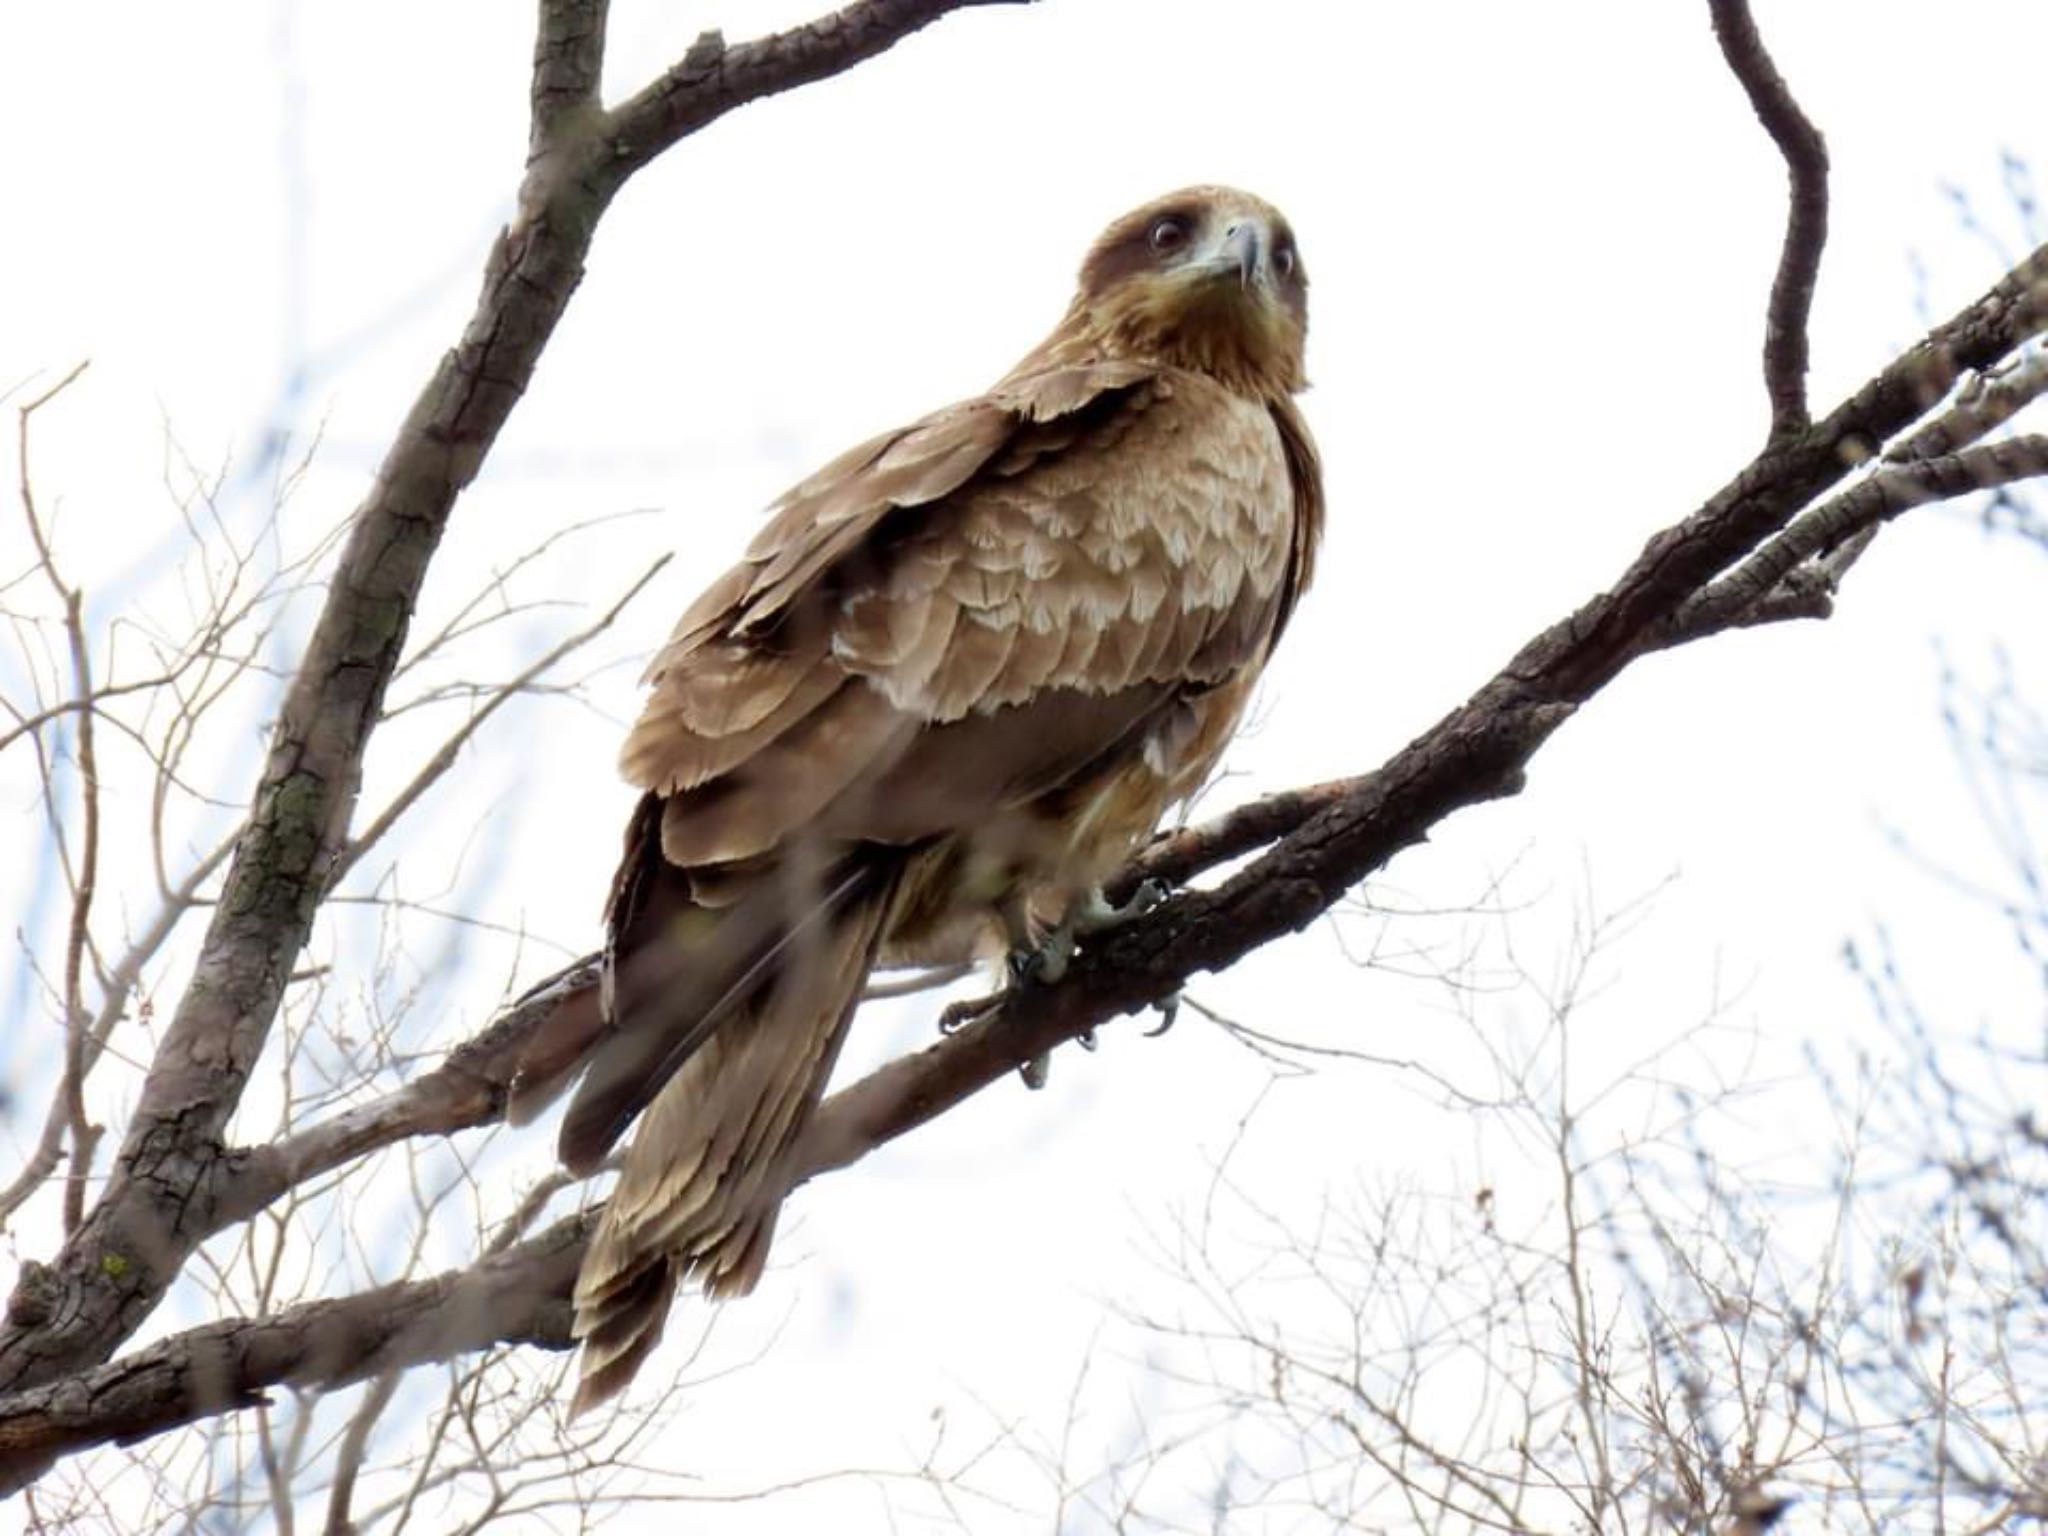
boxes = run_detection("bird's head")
[1065,186,1308,400]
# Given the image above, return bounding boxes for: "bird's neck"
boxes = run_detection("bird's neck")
[1011,294,1305,404]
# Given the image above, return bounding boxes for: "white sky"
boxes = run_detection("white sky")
[3,1,2046,1531]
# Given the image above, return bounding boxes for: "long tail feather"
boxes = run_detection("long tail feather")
[568,849,900,1413]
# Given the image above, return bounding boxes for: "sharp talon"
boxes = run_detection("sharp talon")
[940,991,1003,1034]
[1071,879,1169,936]
[1078,1027,1097,1052]
[1143,991,1182,1037]
[1019,1052,1050,1090]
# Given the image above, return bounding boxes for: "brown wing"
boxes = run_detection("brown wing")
[619,362,1301,870]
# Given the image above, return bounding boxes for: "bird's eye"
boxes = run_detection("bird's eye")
[1274,244,1298,280]
[1148,216,1189,254]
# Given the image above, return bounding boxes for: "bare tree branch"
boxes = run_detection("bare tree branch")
[528,0,608,155]
[603,0,1031,177]
[1708,0,1830,438]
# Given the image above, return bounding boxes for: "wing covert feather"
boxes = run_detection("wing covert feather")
[622,360,1301,860]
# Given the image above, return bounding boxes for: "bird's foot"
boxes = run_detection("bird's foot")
[1006,880,1170,988]
[999,882,1174,1086]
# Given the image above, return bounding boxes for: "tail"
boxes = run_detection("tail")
[548,797,899,1416]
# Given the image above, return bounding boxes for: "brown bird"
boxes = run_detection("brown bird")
[514,185,1325,1413]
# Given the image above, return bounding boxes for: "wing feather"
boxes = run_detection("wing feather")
[657,682,911,867]
[622,361,1299,866]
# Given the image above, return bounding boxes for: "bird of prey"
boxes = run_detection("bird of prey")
[514,185,1325,1413]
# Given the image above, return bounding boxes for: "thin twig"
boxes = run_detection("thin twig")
[16,362,104,1235]
[331,554,669,887]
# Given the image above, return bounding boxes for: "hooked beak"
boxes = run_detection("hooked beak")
[1213,218,1267,290]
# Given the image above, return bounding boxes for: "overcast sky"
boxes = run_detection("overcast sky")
[4,2,2046,1530]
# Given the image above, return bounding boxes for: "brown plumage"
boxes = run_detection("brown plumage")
[512,186,1326,1413]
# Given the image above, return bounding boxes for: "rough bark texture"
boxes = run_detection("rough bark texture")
[0,1217,592,1493]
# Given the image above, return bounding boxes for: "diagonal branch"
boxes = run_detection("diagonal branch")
[0,1215,592,1497]
[1708,0,1830,438]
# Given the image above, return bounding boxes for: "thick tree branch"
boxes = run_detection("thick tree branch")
[0,1215,592,1497]
[529,0,609,155]
[0,0,1025,1402]
[1708,0,1830,438]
